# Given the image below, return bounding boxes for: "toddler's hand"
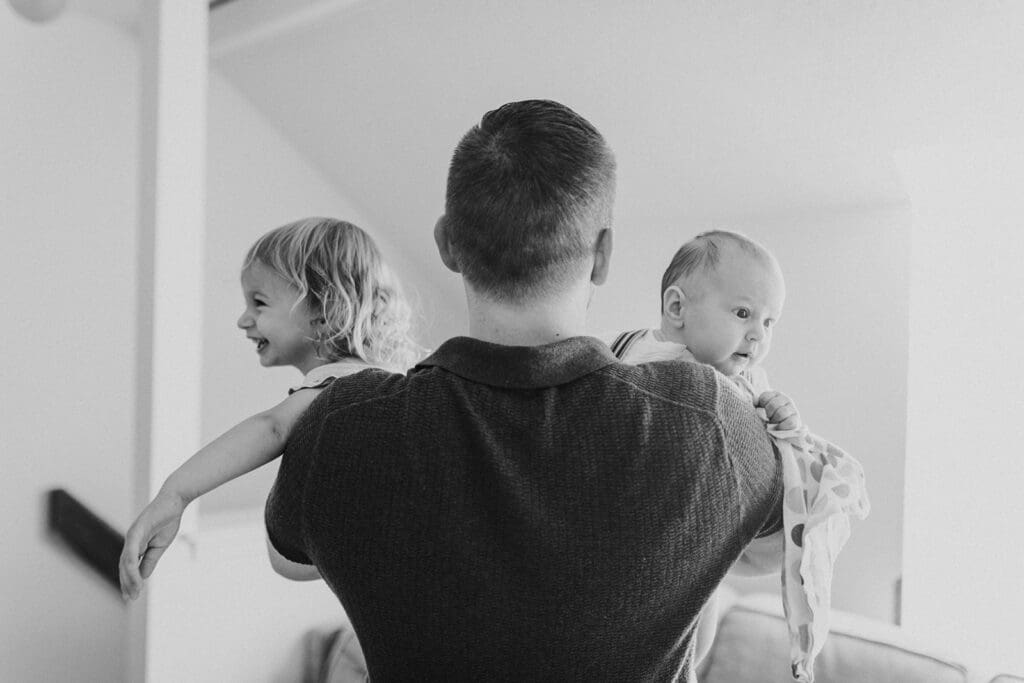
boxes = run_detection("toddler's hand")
[757,390,802,431]
[119,490,186,601]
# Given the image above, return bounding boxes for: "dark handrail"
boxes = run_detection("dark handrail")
[47,489,124,592]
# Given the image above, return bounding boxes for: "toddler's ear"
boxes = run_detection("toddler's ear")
[662,285,686,327]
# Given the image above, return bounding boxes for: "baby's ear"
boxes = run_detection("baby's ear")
[662,285,686,327]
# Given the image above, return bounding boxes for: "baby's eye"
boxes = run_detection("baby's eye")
[254,298,267,308]
[735,308,750,319]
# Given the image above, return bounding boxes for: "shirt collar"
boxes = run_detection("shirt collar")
[416,336,618,389]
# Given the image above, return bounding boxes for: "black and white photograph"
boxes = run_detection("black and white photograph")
[4,1,1022,681]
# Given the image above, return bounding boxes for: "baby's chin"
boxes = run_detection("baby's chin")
[712,356,761,377]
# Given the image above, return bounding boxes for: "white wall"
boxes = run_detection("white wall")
[590,205,910,623]
[0,8,137,682]
[143,511,353,683]
[201,70,462,514]
[897,141,1024,671]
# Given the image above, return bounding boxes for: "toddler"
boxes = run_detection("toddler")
[119,217,420,600]
[609,230,869,683]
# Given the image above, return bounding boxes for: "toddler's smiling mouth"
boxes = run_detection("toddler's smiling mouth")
[249,337,268,352]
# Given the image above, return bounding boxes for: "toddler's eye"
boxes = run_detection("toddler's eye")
[254,298,267,308]
[735,308,750,319]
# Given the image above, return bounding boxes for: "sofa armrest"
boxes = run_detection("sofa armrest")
[702,592,977,683]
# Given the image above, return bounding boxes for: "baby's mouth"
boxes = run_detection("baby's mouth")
[251,337,268,352]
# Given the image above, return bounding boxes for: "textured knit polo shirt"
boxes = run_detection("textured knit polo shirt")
[266,336,782,682]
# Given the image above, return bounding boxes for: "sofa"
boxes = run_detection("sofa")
[697,589,1022,683]
[301,590,1023,682]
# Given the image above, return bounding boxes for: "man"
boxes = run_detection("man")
[266,99,782,682]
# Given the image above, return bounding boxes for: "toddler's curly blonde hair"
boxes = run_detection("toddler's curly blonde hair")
[244,217,420,371]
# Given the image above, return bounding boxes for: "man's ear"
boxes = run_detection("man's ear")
[433,215,461,274]
[590,228,613,285]
[662,285,687,328]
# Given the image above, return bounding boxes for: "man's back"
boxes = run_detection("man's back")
[267,336,782,682]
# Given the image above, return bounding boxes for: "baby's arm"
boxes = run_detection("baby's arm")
[119,388,322,600]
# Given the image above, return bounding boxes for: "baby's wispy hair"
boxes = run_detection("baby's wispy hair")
[660,230,774,308]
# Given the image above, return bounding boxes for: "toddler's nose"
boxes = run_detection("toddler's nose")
[237,311,252,329]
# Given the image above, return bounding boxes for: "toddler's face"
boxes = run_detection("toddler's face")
[236,261,320,374]
[676,251,785,377]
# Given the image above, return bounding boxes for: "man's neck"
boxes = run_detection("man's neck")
[464,282,592,346]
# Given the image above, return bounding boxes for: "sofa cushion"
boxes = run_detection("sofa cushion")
[700,593,971,683]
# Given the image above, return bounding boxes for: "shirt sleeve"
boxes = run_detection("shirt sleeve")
[716,373,784,538]
[264,391,328,565]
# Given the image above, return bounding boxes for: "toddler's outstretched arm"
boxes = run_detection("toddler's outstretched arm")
[119,388,322,600]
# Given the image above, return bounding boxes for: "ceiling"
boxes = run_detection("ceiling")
[68,0,138,26]
[208,0,1023,220]
[75,0,1024,285]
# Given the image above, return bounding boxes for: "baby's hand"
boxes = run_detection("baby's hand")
[757,390,802,431]
[119,490,186,601]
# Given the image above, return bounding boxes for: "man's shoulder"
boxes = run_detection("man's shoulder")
[318,367,409,411]
[599,356,728,414]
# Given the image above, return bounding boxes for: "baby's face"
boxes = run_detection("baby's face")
[675,251,785,377]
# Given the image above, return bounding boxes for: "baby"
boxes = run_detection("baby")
[609,230,869,682]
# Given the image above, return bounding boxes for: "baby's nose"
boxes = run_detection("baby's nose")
[237,311,251,329]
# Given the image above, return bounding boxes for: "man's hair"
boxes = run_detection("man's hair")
[444,99,616,301]
[660,230,774,308]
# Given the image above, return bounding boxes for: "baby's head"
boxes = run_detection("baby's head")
[659,230,785,377]
[237,217,418,373]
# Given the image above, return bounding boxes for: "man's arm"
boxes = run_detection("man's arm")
[264,384,336,580]
[717,374,785,540]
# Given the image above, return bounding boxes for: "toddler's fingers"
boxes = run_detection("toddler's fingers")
[119,549,138,601]
[120,524,148,599]
[119,559,140,601]
[139,545,169,580]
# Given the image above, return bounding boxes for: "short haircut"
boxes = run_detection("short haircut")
[660,230,774,308]
[444,99,616,301]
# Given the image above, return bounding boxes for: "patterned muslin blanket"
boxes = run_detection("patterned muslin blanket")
[732,371,870,682]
